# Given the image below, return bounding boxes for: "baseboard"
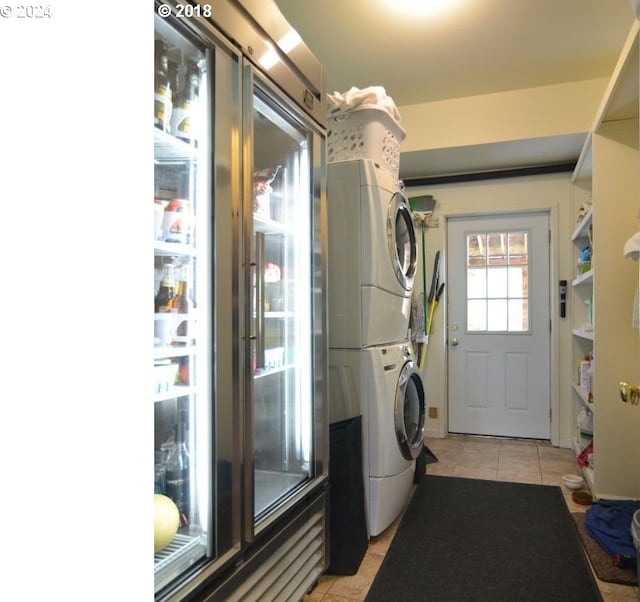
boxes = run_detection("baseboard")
[424,428,443,439]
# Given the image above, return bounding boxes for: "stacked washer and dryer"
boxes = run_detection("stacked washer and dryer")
[327,157,426,538]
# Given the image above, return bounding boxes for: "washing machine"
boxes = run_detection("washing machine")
[329,342,426,537]
[327,159,417,348]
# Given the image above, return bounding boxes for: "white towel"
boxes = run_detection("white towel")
[623,231,640,260]
[328,86,402,124]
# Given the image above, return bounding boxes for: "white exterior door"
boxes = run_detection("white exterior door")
[447,212,550,439]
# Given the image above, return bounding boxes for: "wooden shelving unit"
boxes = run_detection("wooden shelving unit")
[569,19,640,500]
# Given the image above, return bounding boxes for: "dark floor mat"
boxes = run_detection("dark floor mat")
[366,475,602,601]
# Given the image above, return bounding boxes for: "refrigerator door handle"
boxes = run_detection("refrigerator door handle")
[255,231,266,369]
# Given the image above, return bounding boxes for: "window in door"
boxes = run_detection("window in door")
[466,231,529,332]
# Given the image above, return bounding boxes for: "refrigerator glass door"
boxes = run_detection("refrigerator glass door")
[153,14,211,593]
[249,82,315,521]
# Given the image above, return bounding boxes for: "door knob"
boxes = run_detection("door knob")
[619,381,640,405]
[450,337,459,346]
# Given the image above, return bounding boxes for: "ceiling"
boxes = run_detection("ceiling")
[274,0,636,181]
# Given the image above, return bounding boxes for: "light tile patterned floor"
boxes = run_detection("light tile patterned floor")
[304,434,639,602]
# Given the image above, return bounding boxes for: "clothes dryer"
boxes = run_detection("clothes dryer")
[328,159,417,348]
[329,342,425,536]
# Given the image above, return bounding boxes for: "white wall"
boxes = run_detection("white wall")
[408,172,582,446]
[399,78,609,153]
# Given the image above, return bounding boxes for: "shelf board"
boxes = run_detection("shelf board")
[571,21,639,184]
[154,344,197,359]
[571,208,593,241]
[572,270,593,287]
[155,241,197,257]
[154,128,199,163]
[571,438,581,457]
[572,134,593,183]
[154,384,194,403]
[572,383,594,410]
[265,311,295,319]
[595,21,640,127]
[254,363,294,379]
[254,214,293,235]
[572,328,594,341]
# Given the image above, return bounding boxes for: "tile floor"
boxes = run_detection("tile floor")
[304,434,639,602]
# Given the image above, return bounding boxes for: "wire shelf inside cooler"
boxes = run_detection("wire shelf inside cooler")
[154,129,199,164]
[154,532,205,591]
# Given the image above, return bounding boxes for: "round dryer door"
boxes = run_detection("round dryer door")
[387,192,417,291]
[394,360,425,460]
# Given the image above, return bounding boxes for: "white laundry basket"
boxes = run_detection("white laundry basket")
[327,105,406,179]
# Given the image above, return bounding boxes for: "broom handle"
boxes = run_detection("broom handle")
[421,224,428,333]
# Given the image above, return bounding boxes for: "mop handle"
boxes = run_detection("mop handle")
[421,225,428,328]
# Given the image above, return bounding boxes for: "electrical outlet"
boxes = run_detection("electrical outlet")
[428,407,438,419]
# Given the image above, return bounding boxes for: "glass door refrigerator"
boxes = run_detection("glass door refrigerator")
[153,1,328,600]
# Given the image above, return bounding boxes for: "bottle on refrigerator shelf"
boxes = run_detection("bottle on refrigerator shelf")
[172,264,194,337]
[154,39,173,132]
[167,58,181,135]
[155,263,176,313]
[165,420,190,526]
[171,59,200,144]
[178,357,189,385]
[172,278,188,312]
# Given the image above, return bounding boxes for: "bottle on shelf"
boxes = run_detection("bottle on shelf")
[579,354,591,389]
[153,40,173,132]
[171,59,200,145]
[154,450,167,495]
[154,39,173,133]
[167,58,180,132]
[169,57,180,93]
[171,263,190,311]
[172,279,188,313]
[253,165,281,219]
[587,353,594,403]
[172,263,194,337]
[178,356,189,385]
[165,419,190,527]
[155,263,176,313]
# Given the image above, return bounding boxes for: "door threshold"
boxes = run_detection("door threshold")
[446,432,551,445]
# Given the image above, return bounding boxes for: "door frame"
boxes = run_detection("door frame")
[440,206,560,445]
